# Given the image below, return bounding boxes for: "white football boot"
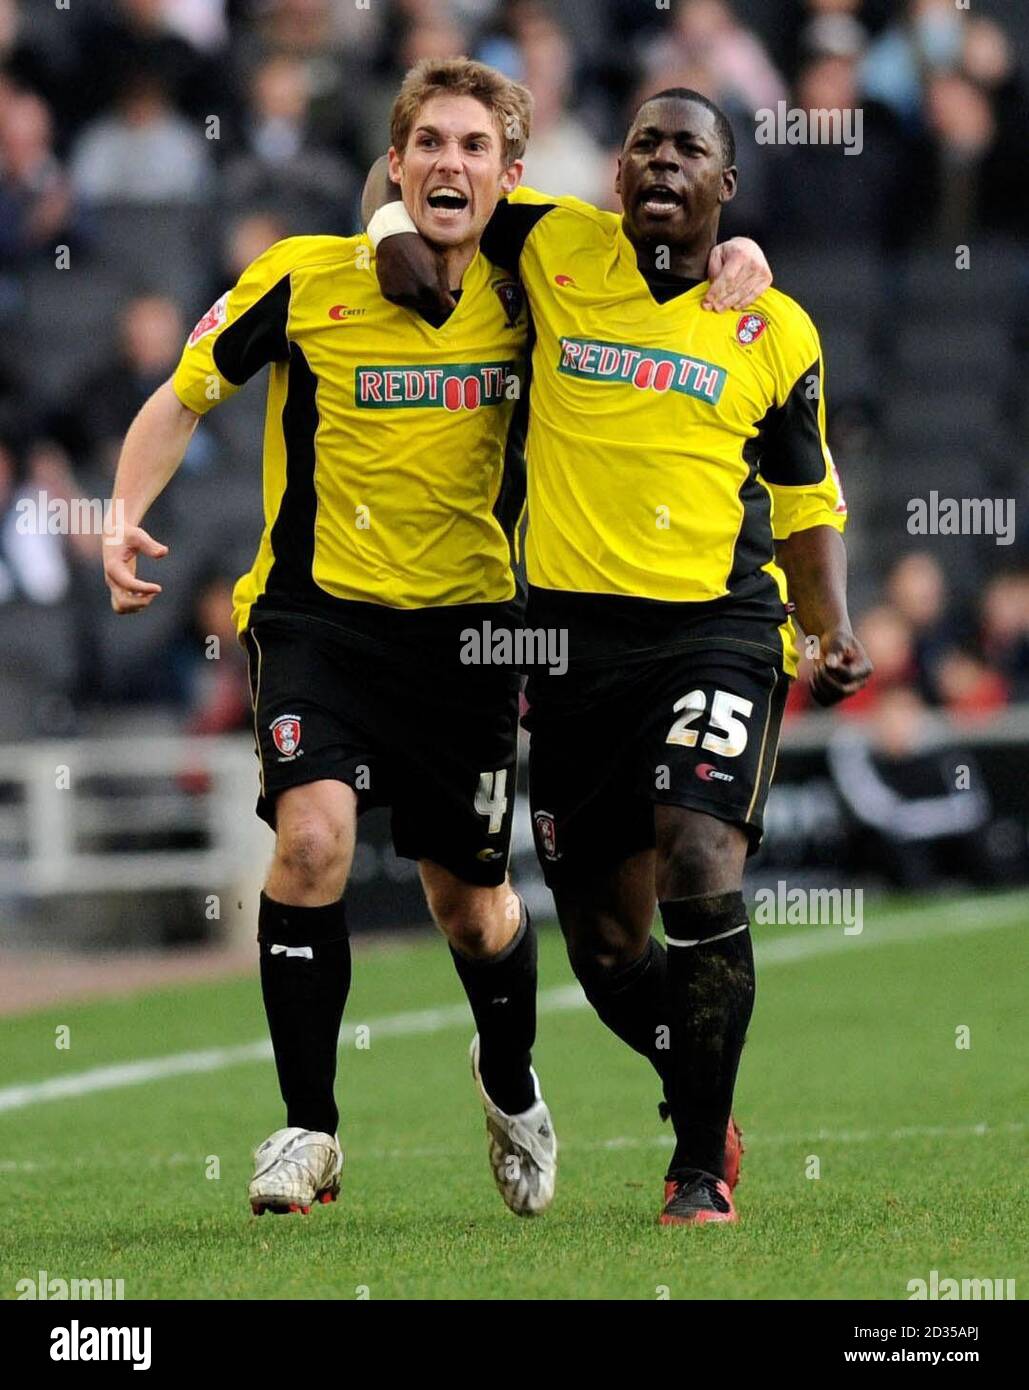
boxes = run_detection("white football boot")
[248,1127,342,1215]
[470,1035,557,1216]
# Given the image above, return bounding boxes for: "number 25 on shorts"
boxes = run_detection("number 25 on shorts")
[666,689,754,758]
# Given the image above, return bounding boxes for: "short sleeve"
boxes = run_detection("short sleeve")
[479,186,567,272]
[172,241,295,415]
[758,308,847,539]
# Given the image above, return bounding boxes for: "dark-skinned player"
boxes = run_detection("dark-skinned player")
[371,88,872,1225]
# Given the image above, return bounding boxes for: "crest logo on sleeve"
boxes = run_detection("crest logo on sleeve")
[735,312,767,346]
[493,278,524,327]
[188,293,228,346]
[533,810,560,861]
[270,714,303,760]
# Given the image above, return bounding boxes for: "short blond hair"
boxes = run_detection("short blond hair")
[390,57,533,167]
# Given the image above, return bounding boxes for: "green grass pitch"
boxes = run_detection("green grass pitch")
[1,892,1026,1300]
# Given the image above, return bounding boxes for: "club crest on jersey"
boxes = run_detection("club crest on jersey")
[270,714,303,760]
[533,810,560,861]
[735,313,767,347]
[188,293,228,346]
[493,278,524,328]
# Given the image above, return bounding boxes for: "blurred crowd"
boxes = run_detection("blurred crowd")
[1,0,1028,741]
[789,550,1029,723]
[4,0,1025,252]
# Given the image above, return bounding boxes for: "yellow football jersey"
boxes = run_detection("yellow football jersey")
[480,188,847,674]
[172,235,529,634]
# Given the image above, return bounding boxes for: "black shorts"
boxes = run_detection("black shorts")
[524,646,790,887]
[243,612,520,887]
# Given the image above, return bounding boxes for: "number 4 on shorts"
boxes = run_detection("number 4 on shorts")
[474,769,509,834]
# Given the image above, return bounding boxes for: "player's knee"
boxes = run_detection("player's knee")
[566,935,638,986]
[274,817,348,893]
[655,811,742,898]
[558,903,647,978]
[446,917,492,957]
[432,886,509,958]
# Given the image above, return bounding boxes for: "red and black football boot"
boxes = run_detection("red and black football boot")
[658,1103,744,1192]
[723,1114,744,1192]
[660,1168,737,1226]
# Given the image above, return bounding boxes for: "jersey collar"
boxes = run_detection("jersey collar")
[415,247,489,337]
[615,221,710,308]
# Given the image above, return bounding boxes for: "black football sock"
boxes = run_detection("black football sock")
[572,936,671,1086]
[258,892,352,1136]
[660,891,754,1181]
[450,901,537,1116]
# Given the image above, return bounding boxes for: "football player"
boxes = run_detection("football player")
[104,59,549,1218]
[102,63,770,1222]
[371,87,872,1225]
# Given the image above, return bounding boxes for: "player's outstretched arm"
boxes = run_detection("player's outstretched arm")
[103,378,199,615]
[776,525,873,707]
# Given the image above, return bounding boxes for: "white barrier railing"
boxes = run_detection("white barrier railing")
[2,708,1028,901]
[0,735,273,896]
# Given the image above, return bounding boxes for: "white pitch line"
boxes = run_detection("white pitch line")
[329,1120,1028,1165]
[545,1119,1028,1157]
[0,893,1023,1116]
[1,1121,1022,1173]
[0,986,584,1116]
